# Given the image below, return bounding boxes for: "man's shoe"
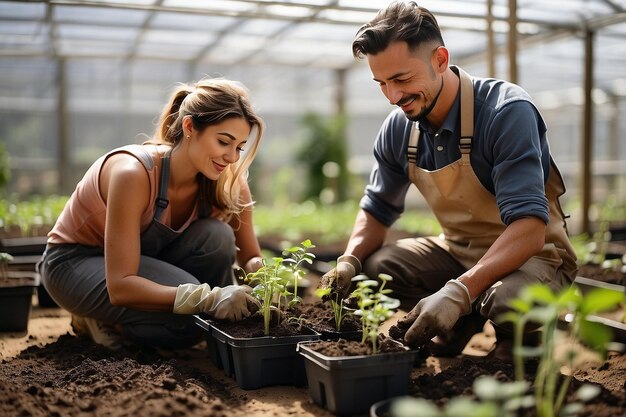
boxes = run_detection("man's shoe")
[71,315,123,350]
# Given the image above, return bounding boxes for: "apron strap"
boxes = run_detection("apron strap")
[457,67,474,156]
[154,148,171,220]
[197,176,212,218]
[407,66,475,167]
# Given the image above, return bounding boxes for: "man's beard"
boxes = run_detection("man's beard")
[405,76,444,122]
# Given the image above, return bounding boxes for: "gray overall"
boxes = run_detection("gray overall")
[39,146,237,348]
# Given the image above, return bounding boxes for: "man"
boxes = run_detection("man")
[321,1,577,357]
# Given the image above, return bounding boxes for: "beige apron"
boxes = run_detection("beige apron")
[407,67,577,275]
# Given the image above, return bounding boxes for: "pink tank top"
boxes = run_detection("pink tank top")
[48,144,194,247]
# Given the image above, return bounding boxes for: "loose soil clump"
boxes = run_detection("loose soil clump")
[0,334,245,417]
[409,355,626,417]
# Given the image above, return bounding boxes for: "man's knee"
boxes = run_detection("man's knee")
[362,249,390,278]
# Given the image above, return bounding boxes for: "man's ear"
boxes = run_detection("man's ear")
[433,46,449,73]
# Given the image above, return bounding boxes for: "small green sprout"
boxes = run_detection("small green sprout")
[314,286,346,331]
[245,240,315,336]
[348,273,400,354]
[281,239,316,301]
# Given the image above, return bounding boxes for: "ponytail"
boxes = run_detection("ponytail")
[155,86,193,144]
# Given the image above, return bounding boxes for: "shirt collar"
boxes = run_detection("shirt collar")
[416,78,461,136]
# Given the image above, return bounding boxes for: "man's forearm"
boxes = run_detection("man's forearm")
[344,209,388,264]
[458,216,546,299]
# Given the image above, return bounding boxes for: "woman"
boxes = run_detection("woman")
[39,78,265,349]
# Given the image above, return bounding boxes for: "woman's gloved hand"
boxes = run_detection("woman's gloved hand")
[173,283,260,321]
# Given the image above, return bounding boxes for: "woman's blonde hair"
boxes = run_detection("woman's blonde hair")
[152,78,264,220]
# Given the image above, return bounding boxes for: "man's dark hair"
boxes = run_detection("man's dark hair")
[352,1,444,58]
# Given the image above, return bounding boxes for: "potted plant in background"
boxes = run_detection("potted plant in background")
[194,240,321,390]
[0,251,40,332]
[297,274,415,416]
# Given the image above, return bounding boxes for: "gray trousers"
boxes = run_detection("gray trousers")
[362,236,577,340]
[39,218,236,348]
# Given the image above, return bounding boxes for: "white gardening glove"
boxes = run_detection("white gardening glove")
[318,254,361,300]
[400,280,473,348]
[173,283,260,321]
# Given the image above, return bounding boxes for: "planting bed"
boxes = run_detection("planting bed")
[1,293,624,417]
[0,265,624,417]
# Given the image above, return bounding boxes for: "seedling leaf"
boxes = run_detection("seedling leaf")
[579,288,624,316]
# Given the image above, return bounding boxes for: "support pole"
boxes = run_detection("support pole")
[581,29,594,235]
[57,57,71,194]
[487,0,496,78]
[507,0,518,84]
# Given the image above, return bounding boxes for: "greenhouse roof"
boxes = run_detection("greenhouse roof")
[1,0,625,72]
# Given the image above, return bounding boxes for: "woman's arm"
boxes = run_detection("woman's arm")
[101,153,178,311]
[230,180,263,273]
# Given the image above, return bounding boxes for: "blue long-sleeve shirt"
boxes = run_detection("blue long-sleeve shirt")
[360,73,552,228]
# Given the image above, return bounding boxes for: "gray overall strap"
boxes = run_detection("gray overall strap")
[154,149,171,221]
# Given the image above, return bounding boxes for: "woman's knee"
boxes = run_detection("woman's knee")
[184,218,236,257]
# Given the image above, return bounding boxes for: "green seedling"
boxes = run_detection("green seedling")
[498,283,624,417]
[281,239,315,301]
[348,273,400,354]
[287,314,307,332]
[314,286,347,331]
[245,240,315,336]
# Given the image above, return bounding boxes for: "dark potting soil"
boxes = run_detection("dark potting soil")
[210,301,362,339]
[306,335,406,357]
[210,312,317,338]
[408,356,626,417]
[290,301,362,334]
[577,263,626,286]
[0,334,245,417]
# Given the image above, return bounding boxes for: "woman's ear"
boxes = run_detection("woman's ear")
[182,115,193,136]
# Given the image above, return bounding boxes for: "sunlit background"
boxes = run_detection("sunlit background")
[1,0,625,235]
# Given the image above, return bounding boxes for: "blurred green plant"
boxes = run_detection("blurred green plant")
[296,112,352,203]
[254,200,357,245]
[0,194,68,237]
[387,284,623,417]
[0,142,10,193]
[391,376,532,417]
[498,284,624,417]
[253,200,440,246]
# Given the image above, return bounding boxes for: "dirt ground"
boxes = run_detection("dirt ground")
[1,292,625,417]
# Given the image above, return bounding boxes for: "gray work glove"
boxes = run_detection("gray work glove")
[173,283,260,321]
[318,254,361,300]
[400,279,473,348]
